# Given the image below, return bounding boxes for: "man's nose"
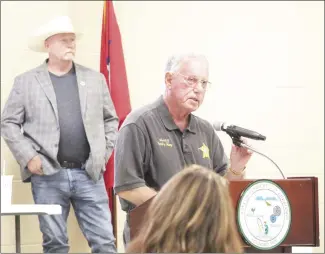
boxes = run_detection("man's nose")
[67,40,75,47]
[193,87,203,94]
[193,82,205,92]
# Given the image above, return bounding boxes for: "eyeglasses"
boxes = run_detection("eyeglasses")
[176,73,211,90]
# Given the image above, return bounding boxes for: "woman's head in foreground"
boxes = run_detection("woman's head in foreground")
[127,164,243,253]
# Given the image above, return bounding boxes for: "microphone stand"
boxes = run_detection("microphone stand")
[230,135,286,179]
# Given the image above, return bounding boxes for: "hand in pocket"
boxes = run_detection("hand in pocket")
[27,155,43,175]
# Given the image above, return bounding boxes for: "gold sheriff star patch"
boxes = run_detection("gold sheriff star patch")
[199,143,210,159]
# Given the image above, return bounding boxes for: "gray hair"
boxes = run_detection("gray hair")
[164,53,209,74]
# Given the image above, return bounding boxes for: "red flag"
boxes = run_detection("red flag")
[100,0,132,239]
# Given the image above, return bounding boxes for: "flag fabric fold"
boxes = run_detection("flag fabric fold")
[100,0,132,239]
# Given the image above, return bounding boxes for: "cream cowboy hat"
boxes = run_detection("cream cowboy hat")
[28,16,83,52]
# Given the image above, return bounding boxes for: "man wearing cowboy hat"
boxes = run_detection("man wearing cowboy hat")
[1,16,118,253]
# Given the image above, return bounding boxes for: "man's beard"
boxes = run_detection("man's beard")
[63,52,75,60]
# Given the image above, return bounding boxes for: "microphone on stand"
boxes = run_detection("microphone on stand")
[212,121,285,179]
[213,121,266,141]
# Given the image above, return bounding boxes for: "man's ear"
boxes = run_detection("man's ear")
[44,39,49,50]
[165,72,173,89]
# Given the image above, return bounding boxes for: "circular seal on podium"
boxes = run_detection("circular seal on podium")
[237,179,292,250]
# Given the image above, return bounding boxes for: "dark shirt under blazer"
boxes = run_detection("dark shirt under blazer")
[1,60,119,182]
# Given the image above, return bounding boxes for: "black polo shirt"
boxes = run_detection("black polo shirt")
[114,95,229,212]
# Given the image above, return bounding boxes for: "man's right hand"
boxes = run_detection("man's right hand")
[27,155,43,175]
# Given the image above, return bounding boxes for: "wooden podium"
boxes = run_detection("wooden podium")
[129,177,319,253]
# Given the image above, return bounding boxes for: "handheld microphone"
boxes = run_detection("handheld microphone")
[213,121,266,141]
[213,121,285,179]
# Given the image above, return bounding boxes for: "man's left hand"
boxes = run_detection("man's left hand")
[230,138,253,172]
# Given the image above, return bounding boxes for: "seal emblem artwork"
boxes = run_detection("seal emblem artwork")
[237,180,291,250]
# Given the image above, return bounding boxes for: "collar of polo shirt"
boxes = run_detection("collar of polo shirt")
[156,96,197,134]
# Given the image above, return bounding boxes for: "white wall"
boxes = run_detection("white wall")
[1,1,323,253]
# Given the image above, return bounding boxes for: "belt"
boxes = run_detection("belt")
[60,161,83,169]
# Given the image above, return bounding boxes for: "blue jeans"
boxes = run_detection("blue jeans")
[31,168,116,253]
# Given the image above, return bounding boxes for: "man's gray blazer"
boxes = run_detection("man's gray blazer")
[1,61,119,182]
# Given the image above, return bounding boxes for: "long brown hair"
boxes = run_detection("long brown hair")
[126,165,243,253]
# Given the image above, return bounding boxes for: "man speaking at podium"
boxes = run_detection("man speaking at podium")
[114,53,253,245]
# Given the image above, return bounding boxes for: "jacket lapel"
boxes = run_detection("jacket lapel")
[74,63,87,120]
[35,62,59,122]
[35,61,88,122]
